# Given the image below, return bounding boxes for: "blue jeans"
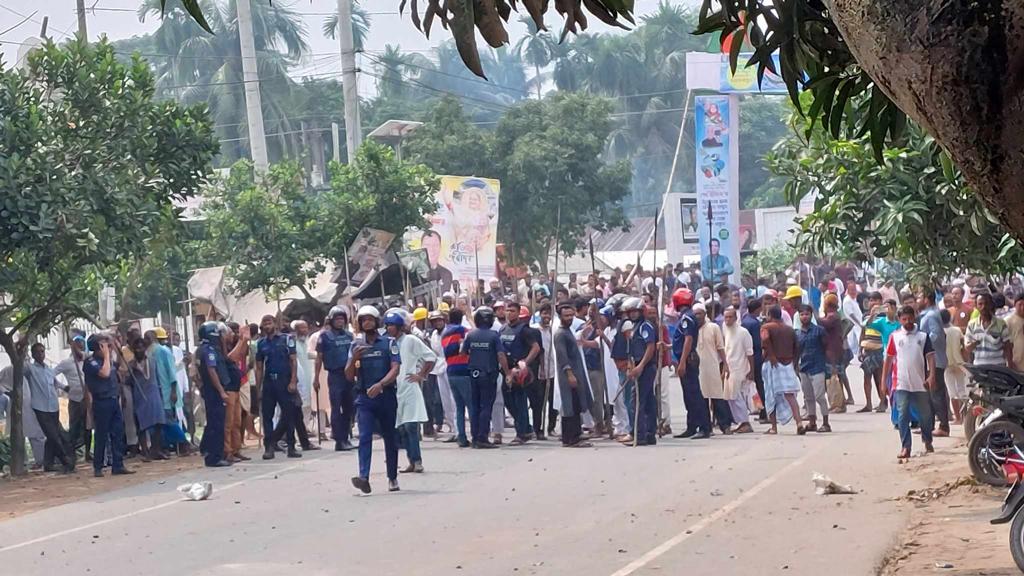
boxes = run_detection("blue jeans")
[470,371,498,443]
[448,374,471,442]
[356,392,399,480]
[91,397,126,473]
[895,390,934,451]
[503,384,531,438]
[399,422,422,464]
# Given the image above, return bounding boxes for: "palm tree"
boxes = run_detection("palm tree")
[371,44,435,100]
[514,15,556,99]
[137,0,309,163]
[321,0,371,50]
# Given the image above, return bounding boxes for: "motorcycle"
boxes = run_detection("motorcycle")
[965,365,1024,486]
[989,435,1024,572]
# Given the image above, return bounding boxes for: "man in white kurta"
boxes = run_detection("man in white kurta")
[395,324,434,471]
[694,304,733,433]
[722,307,755,432]
[292,321,315,431]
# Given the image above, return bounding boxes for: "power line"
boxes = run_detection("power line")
[0,2,70,38]
[361,50,532,96]
[0,8,35,36]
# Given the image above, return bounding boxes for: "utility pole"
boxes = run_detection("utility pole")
[336,0,362,162]
[236,0,269,172]
[75,0,87,39]
[332,122,341,163]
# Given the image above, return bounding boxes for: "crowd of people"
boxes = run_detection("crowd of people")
[2,257,1023,489]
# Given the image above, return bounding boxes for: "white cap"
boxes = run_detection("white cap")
[693,303,706,313]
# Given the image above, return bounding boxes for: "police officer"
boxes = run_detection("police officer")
[346,305,401,494]
[671,288,712,439]
[462,307,510,449]
[196,322,232,467]
[82,333,134,478]
[500,302,541,445]
[256,314,301,460]
[315,306,355,451]
[622,297,658,446]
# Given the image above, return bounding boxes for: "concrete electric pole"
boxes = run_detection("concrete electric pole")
[75,0,87,39]
[236,0,269,172]
[336,0,362,163]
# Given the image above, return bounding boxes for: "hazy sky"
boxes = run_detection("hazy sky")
[2,0,701,80]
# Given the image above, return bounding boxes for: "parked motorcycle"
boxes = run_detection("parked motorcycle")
[966,365,1024,486]
[989,435,1024,572]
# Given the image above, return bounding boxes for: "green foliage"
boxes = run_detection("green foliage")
[201,143,438,299]
[404,96,495,178]
[741,243,798,280]
[493,92,631,268]
[768,108,1024,284]
[0,38,216,474]
[0,436,10,476]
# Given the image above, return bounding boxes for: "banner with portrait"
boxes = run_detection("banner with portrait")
[695,95,738,282]
[404,176,501,295]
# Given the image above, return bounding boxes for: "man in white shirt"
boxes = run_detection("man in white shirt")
[55,335,91,459]
[843,281,864,360]
[26,343,76,473]
[882,305,936,460]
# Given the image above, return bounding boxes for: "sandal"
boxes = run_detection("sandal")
[763,428,777,435]
[797,426,807,436]
[897,448,910,460]
[569,441,594,448]
[817,424,832,433]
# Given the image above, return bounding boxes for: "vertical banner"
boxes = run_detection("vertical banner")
[405,176,501,295]
[695,94,740,284]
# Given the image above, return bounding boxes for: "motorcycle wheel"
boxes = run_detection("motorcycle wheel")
[968,420,1024,487]
[1010,508,1024,572]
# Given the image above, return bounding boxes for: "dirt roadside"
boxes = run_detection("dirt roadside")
[881,440,1019,576]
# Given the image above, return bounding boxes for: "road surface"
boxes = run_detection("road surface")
[0,375,933,576]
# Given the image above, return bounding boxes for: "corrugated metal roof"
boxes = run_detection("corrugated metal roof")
[589,217,666,253]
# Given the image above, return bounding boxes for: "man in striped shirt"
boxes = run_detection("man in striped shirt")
[966,292,1014,367]
[883,306,936,460]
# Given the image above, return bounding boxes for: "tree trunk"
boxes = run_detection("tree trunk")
[0,332,26,476]
[826,0,1024,239]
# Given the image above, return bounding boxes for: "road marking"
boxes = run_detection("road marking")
[0,454,332,554]
[608,444,823,576]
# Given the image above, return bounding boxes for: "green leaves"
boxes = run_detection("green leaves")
[768,102,1024,283]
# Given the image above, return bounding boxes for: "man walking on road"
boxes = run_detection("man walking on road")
[883,306,936,460]
[761,306,805,436]
[722,306,754,433]
[462,307,510,449]
[256,315,300,460]
[918,290,950,437]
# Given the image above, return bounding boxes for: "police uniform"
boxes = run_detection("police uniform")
[198,340,229,466]
[499,321,535,439]
[353,335,401,481]
[83,355,128,474]
[672,310,711,435]
[463,328,506,444]
[630,319,658,444]
[317,327,354,449]
[256,333,297,451]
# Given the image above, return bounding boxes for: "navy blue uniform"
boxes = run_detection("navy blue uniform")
[630,320,658,444]
[463,328,505,443]
[352,335,400,480]
[83,355,126,473]
[256,333,296,450]
[197,341,228,465]
[673,311,711,435]
[499,322,534,438]
[318,328,355,447]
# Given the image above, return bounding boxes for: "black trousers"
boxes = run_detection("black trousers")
[68,399,91,452]
[527,377,547,435]
[271,391,312,448]
[423,374,444,428]
[34,409,75,470]
[930,368,951,432]
[561,390,582,446]
[753,362,767,420]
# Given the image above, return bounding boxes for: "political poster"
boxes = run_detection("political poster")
[346,228,395,284]
[719,53,787,94]
[695,95,739,282]
[404,176,501,294]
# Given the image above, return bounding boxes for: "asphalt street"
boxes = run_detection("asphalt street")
[0,371,933,576]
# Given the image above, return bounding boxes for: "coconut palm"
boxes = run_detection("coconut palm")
[320,0,371,50]
[137,0,309,163]
[514,15,556,99]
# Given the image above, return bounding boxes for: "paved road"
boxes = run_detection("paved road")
[0,373,935,576]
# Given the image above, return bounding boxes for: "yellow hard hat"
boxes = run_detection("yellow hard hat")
[153,327,169,339]
[413,307,429,321]
[784,286,803,300]
[439,302,451,313]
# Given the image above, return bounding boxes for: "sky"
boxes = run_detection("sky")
[1,0,701,91]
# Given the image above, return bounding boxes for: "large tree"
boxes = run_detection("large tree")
[201,143,438,314]
[0,39,217,474]
[769,101,1024,283]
